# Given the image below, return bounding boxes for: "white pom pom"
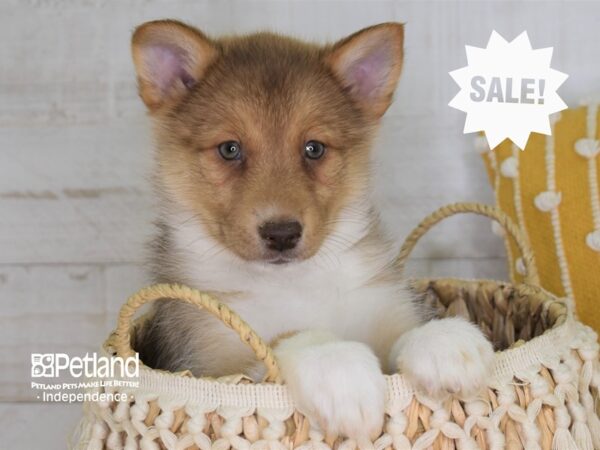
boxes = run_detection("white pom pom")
[515,257,527,275]
[500,157,518,178]
[549,112,562,126]
[491,221,505,237]
[574,138,600,159]
[474,135,490,153]
[586,229,600,251]
[534,191,562,212]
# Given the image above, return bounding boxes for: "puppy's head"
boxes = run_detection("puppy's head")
[132,20,403,264]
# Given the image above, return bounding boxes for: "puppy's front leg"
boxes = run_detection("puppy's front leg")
[389,317,495,399]
[274,330,386,443]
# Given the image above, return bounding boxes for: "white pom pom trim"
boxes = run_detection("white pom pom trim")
[534,191,562,212]
[500,157,518,178]
[586,229,600,252]
[574,138,600,159]
[549,112,562,126]
[515,257,527,275]
[474,135,490,153]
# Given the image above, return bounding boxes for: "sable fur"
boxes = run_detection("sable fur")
[133,20,405,373]
[131,19,494,441]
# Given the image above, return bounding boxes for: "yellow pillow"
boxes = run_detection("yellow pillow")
[480,104,600,333]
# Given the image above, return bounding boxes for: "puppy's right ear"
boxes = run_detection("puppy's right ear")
[131,20,218,111]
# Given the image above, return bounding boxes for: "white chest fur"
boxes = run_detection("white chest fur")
[165,204,419,359]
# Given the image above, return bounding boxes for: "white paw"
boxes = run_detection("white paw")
[275,331,385,442]
[390,317,495,399]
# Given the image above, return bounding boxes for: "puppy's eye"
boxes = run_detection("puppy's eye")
[304,140,326,160]
[218,141,242,161]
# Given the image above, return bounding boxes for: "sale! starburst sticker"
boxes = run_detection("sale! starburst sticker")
[449,31,568,150]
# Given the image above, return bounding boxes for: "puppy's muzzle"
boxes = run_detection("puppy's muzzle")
[259,220,302,252]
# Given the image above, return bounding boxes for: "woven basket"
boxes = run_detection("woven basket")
[72,203,600,450]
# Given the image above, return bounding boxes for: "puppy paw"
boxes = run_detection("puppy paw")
[275,331,386,443]
[390,317,494,400]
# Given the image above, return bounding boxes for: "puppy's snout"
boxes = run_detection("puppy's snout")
[259,220,303,251]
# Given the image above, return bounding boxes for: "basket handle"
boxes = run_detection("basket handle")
[394,202,540,286]
[113,283,281,382]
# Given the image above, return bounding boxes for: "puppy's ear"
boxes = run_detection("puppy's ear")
[326,23,404,118]
[131,20,218,110]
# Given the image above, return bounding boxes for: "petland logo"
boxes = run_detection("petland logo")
[31,352,139,378]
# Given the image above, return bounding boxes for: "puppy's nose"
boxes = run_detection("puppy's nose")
[259,220,303,251]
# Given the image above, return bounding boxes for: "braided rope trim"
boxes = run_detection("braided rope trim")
[393,202,540,286]
[114,283,281,382]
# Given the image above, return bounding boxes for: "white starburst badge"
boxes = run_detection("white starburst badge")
[449,31,568,150]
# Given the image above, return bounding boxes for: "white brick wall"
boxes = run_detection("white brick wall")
[1,0,598,421]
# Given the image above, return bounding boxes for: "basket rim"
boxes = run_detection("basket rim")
[104,313,577,409]
[102,277,580,408]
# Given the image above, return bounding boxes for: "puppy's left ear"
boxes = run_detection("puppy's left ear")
[326,23,404,118]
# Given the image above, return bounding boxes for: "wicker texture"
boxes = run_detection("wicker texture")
[72,203,600,450]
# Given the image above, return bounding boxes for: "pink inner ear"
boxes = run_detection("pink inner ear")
[344,45,392,100]
[145,45,194,93]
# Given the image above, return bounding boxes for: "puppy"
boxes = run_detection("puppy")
[131,20,494,443]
